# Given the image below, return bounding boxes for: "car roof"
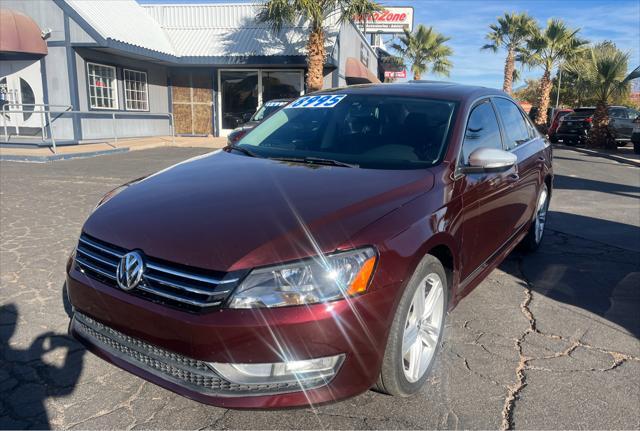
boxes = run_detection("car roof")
[314,82,507,102]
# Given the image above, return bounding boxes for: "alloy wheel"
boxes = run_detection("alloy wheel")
[401,273,445,383]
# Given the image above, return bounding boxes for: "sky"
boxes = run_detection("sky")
[138,0,640,89]
[382,0,640,87]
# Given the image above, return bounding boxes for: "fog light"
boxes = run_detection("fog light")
[209,354,344,386]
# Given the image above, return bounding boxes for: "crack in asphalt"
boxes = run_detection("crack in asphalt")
[498,252,640,431]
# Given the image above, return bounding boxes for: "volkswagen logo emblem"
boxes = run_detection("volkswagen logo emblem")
[116,251,145,291]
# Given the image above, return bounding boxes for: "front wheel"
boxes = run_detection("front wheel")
[522,183,550,251]
[375,255,448,396]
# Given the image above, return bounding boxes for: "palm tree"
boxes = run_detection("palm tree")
[259,0,380,92]
[520,19,588,127]
[565,42,630,149]
[391,24,453,80]
[481,12,537,95]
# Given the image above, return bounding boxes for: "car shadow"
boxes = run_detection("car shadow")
[554,174,640,200]
[0,301,85,429]
[500,211,640,338]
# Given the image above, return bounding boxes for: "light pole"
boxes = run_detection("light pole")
[555,65,563,108]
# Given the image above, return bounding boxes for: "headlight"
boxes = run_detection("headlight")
[227,247,377,309]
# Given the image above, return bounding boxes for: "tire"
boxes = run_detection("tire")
[522,183,550,252]
[375,254,448,396]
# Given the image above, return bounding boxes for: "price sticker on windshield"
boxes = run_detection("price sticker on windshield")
[264,100,289,107]
[287,94,347,109]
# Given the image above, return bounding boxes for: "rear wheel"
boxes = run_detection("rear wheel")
[522,183,549,251]
[376,255,447,396]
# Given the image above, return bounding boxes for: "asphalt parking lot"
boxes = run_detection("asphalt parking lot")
[1,146,639,430]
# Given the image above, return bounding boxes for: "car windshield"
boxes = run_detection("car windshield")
[250,101,289,122]
[237,94,458,170]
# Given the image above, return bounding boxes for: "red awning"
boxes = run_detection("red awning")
[0,8,48,58]
[345,57,381,85]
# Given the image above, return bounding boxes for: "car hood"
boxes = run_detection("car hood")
[83,151,434,271]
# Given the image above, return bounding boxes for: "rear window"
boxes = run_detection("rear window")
[238,94,458,170]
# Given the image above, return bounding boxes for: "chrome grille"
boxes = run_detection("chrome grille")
[73,312,303,395]
[75,233,240,311]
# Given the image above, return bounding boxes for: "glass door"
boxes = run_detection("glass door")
[0,60,43,136]
[218,69,304,136]
[218,70,259,135]
[261,71,303,103]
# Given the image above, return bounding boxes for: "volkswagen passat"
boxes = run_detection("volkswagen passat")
[67,83,552,408]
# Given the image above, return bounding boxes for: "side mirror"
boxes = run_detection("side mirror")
[462,147,517,173]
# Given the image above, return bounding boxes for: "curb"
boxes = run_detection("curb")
[556,145,640,168]
[0,147,129,163]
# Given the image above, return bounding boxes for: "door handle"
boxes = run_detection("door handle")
[538,156,545,162]
[506,173,519,183]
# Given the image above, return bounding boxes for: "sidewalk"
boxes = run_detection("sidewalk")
[0,135,227,162]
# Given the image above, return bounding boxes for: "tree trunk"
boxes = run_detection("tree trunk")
[587,100,614,149]
[535,68,552,128]
[306,27,325,92]
[413,71,421,80]
[503,46,515,94]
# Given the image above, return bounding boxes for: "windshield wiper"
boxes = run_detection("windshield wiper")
[270,156,358,168]
[225,144,260,158]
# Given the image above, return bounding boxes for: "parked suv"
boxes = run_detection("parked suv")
[66,83,552,408]
[555,106,640,145]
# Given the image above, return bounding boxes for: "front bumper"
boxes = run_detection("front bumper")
[67,268,398,408]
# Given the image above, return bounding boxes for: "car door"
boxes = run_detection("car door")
[492,97,544,231]
[457,100,521,282]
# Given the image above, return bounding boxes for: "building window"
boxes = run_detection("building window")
[124,69,149,111]
[87,62,118,109]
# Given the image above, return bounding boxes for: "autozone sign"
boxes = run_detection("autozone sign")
[384,70,407,79]
[355,7,414,34]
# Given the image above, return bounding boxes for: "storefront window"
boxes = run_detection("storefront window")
[124,69,149,111]
[261,71,302,102]
[220,71,258,130]
[87,62,118,109]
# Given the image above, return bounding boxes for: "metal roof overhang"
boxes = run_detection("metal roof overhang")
[79,46,310,68]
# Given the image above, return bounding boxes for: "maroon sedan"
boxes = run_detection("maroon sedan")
[67,83,552,408]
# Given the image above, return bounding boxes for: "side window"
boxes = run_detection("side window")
[493,98,531,150]
[461,101,502,165]
[608,108,624,118]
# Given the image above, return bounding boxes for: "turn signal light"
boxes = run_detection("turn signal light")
[346,255,376,296]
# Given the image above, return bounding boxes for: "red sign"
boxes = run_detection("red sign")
[384,70,407,79]
[355,7,414,34]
